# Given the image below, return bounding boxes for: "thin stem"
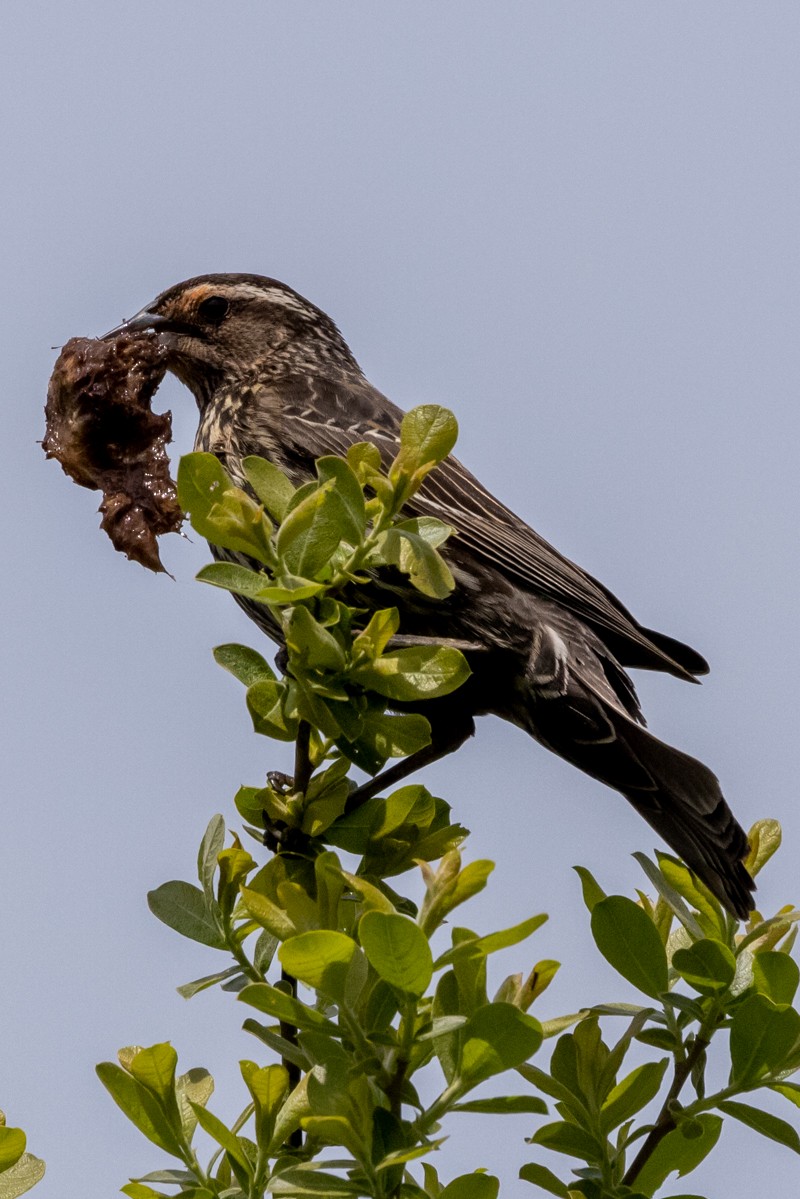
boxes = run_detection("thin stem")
[622,1031,710,1187]
[293,720,313,797]
[280,966,303,1149]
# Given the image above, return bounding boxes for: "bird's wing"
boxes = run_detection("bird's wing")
[261,377,707,680]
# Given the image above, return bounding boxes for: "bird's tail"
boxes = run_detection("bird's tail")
[529,692,755,919]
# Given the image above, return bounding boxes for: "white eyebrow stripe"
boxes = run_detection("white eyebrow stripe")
[231,283,311,314]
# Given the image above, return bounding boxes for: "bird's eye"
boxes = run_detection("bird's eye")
[197,295,229,324]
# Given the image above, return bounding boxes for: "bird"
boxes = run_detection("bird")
[106,272,755,918]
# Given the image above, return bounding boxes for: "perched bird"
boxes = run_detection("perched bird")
[107,273,754,918]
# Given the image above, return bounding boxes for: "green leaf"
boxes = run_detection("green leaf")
[744,819,782,877]
[395,405,459,474]
[213,643,276,686]
[359,912,433,995]
[177,452,231,533]
[127,1043,178,1105]
[376,527,455,599]
[242,455,296,521]
[574,866,606,913]
[196,813,225,903]
[190,1103,252,1175]
[246,679,298,741]
[656,853,725,934]
[352,644,470,702]
[453,1096,548,1115]
[600,1059,668,1133]
[268,1166,361,1195]
[632,854,704,940]
[439,1175,499,1199]
[729,994,800,1084]
[460,1003,543,1085]
[634,1115,722,1196]
[719,1100,800,1153]
[752,952,800,1004]
[591,896,669,998]
[0,1130,25,1172]
[147,881,224,948]
[176,1067,214,1138]
[529,1120,602,1164]
[285,606,346,672]
[278,931,358,1002]
[519,1162,569,1196]
[0,1152,46,1198]
[196,561,270,598]
[672,939,736,994]
[240,1062,289,1150]
[178,454,274,561]
[315,457,366,543]
[96,1063,183,1155]
[434,914,547,969]
[352,608,400,663]
[349,710,432,762]
[238,983,341,1035]
[276,481,345,577]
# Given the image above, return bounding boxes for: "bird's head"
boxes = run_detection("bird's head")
[105,273,359,405]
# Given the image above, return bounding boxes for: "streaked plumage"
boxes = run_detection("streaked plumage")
[110,273,755,917]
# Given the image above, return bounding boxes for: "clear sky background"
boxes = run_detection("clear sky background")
[3,3,799,1194]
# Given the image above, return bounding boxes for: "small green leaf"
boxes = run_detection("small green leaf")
[744,819,782,877]
[359,912,433,995]
[573,866,606,912]
[276,481,344,577]
[190,1103,252,1174]
[0,1130,25,1172]
[453,1096,548,1115]
[600,1059,668,1132]
[352,608,400,662]
[147,881,224,949]
[278,931,358,1002]
[127,1043,178,1105]
[315,457,366,542]
[196,813,225,903]
[519,1162,569,1196]
[96,1063,183,1155]
[729,994,800,1084]
[285,606,346,672]
[238,983,341,1034]
[752,952,800,1004]
[460,1003,543,1085]
[435,913,548,969]
[395,405,459,474]
[672,939,736,994]
[196,561,270,598]
[719,1100,800,1153]
[439,1175,499,1199]
[268,1166,361,1195]
[213,643,276,686]
[352,644,470,702]
[242,455,296,521]
[246,679,298,741]
[591,896,669,998]
[634,1115,722,1195]
[176,1067,214,1138]
[529,1120,602,1164]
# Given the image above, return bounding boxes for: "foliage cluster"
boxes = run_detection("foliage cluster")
[29,404,800,1196]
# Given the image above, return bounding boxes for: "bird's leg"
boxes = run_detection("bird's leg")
[344,715,475,814]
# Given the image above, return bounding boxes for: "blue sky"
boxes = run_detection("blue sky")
[4,2,800,1194]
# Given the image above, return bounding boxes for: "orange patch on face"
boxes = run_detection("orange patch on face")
[174,284,216,315]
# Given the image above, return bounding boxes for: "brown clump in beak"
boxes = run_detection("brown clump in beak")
[43,330,183,573]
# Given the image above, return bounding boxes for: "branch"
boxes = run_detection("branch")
[622,1032,710,1187]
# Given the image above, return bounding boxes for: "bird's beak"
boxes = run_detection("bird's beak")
[102,306,170,340]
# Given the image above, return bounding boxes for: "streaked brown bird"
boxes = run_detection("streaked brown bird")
[107,273,754,918]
